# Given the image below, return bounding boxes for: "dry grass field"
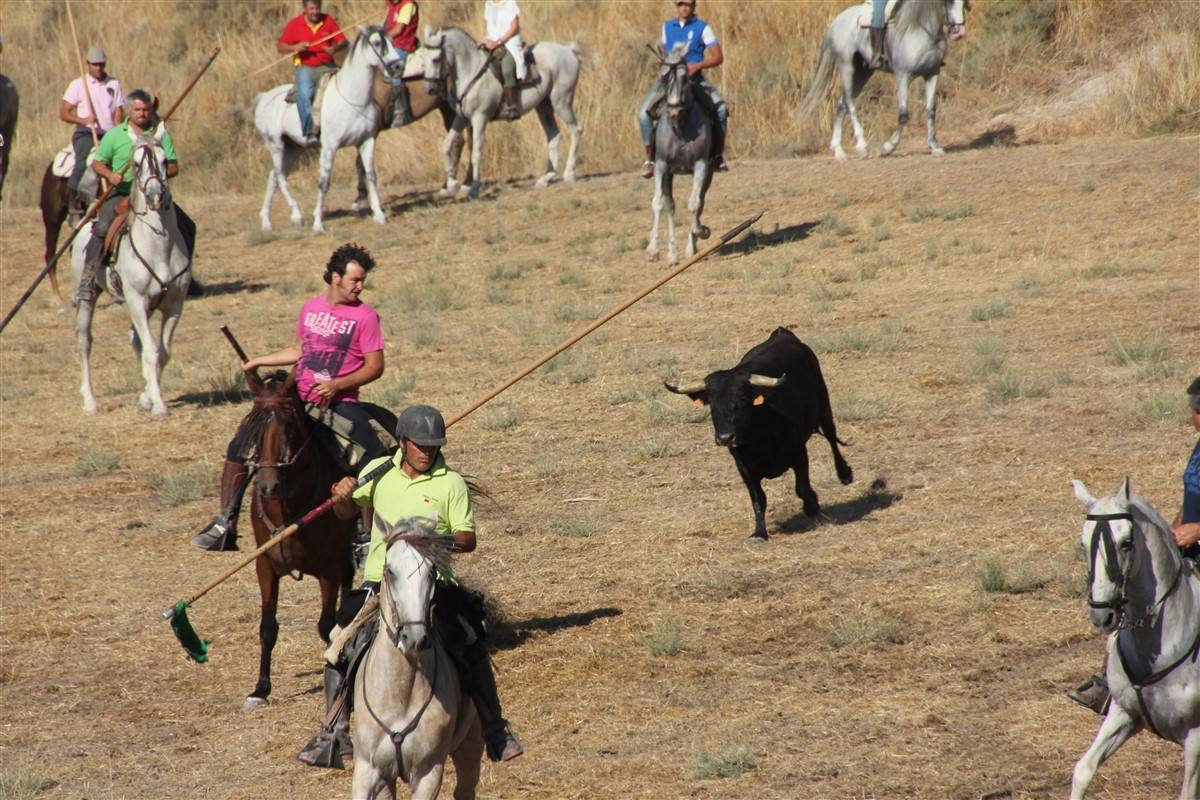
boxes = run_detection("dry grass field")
[1,127,1198,799]
[2,2,1200,799]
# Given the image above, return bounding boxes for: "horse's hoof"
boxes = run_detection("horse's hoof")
[83,402,98,415]
[350,200,365,212]
[152,408,169,419]
[373,214,386,226]
[930,147,946,157]
[243,696,269,711]
[534,175,555,189]
[645,250,659,263]
[880,143,896,157]
[563,174,577,184]
[312,223,325,235]
[833,149,848,161]
[698,226,711,240]
[856,146,869,159]
[290,214,303,227]
[746,533,769,544]
[138,395,152,412]
[56,306,66,316]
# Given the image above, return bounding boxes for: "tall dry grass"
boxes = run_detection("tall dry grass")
[0,0,1196,207]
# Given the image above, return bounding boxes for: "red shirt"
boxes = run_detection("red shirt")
[384,0,419,53]
[279,12,346,68]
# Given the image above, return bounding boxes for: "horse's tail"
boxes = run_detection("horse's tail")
[796,36,835,120]
[566,36,594,69]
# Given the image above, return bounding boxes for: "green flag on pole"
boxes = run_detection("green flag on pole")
[169,601,210,663]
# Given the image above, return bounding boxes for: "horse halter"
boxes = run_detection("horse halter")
[131,142,169,212]
[1085,512,1135,615]
[379,544,436,652]
[245,395,314,470]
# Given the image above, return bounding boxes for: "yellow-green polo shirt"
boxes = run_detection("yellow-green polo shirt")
[353,453,475,584]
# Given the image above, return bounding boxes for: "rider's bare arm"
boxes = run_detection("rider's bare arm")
[451,530,476,553]
[59,100,92,128]
[244,340,303,372]
[312,349,384,400]
[487,15,519,49]
[91,159,121,186]
[687,43,723,76]
[331,476,360,519]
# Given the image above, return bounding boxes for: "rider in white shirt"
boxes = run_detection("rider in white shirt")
[482,0,524,120]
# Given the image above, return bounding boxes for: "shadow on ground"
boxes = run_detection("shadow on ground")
[190,280,269,299]
[490,606,622,651]
[947,125,1019,153]
[721,221,819,256]
[777,485,902,534]
[172,388,253,408]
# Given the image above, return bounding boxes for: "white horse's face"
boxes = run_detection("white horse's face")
[380,516,440,657]
[131,137,170,212]
[946,0,967,40]
[663,43,692,127]
[421,28,446,91]
[1073,479,1136,632]
[361,27,404,79]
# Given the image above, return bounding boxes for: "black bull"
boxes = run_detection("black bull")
[666,327,853,540]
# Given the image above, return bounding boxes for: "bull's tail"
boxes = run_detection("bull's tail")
[796,36,835,121]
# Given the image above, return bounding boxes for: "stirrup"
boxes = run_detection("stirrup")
[640,160,655,179]
[485,725,524,763]
[297,728,352,769]
[1065,676,1110,716]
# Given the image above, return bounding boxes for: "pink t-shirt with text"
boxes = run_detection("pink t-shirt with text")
[295,295,384,404]
[63,75,125,132]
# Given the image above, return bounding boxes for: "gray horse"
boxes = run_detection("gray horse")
[646,43,713,266]
[798,0,967,159]
[421,26,582,198]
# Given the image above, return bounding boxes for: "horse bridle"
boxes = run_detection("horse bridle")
[424,35,490,117]
[245,395,316,470]
[131,142,170,214]
[1085,511,1186,627]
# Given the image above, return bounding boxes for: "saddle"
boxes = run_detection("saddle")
[284,66,338,134]
[101,197,132,262]
[487,45,541,88]
[304,401,399,474]
[857,0,900,27]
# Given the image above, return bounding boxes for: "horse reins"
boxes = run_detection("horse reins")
[425,37,492,118]
[122,142,191,309]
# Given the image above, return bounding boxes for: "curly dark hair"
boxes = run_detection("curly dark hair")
[323,242,377,284]
[1188,376,1200,413]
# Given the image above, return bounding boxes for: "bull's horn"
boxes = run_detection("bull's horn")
[664,379,706,395]
[747,373,787,388]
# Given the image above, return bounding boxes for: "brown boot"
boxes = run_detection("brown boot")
[641,144,655,179]
[191,460,250,551]
[501,85,520,120]
[869,26,887,69]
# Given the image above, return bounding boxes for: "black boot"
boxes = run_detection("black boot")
[463,640,523,762]
[501,85,521,120]
[869,26,887,69]
[77,235,104,306]
[389,83,413,128]
[712,126,728,172]
[191,460,250,551]
[1065,673,1110,715]
[641,144,655,179]
[297,664,354,769]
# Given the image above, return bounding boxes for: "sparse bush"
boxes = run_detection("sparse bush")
[149,466,210,507]
[76,449,120,477]
[478,405,520,431]
[692,748,757,780]
[968,300,1014,322]
[978,558,1048,594]
[835,392,890,422]
[637,617,691,656]
[825,612,906,648]
[0,768,57,800]
[1082,261,1121,279]
[984,373,1050,403]
[965,336,1006,378]
[556,514,601,538]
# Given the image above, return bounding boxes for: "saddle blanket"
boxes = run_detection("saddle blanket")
[52,144,102,201]
[857,0,900,27]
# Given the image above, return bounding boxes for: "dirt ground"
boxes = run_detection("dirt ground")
[1,133,1197,800]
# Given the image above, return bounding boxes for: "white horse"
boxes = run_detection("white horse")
[70,129,191,417]
[420,26,582,199]
[352,515,483,800]
[646,43,714,267]
[1070,478,1200,800]
[797,0,967,159]
[252,26,404,233]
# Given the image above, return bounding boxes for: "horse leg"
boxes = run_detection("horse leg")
[351,758,394,800]
[75,292,99,414]
[831,97,849,161]
[1069,703,1141,800]
[553,89,582,183]
[685,160,712,258]
[246,557,280,710]
[157,293,186,402]
[41,172,69,311]
[646,169,664,263]
[845,63,871,159]
[312,141,336,234]
[317,575,339,645]
[924,73,945,155]
[663,172,678,266]
[439,128,464,196]
[1181,725,1200,800]
[533,99,560,189]
[125,293,168,417]
[357,137,387,225]
[408,762,447,800]
[352,152,368,212]
[881,72,911,157]
[277,144,304,228]
[450,725,484,800]
[462,117,485,199]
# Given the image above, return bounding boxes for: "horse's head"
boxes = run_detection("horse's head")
[357,25,405,80]
[379,515,451,657]
[242,369,306,500]
[662,42,692,134]
[1073,477,1138,632]
[130,131,170,213]
[945,0,967,40]
[421,26,447,94]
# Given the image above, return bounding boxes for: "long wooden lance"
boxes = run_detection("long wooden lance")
[247,11,375,77]
[65,1,102,154]
[162,211,766,661]
[0,47,220,337]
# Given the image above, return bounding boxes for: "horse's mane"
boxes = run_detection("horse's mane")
[892,0,948,38]
[1128,491,1178,549]
[349,24,387,56]
[435,26,475,45]
[234,373,310,461]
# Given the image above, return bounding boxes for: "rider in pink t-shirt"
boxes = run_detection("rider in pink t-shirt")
[192,243,387,552]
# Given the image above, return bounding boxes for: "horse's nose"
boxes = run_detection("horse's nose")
[1089,608,1117,632]
[259,477,280,498]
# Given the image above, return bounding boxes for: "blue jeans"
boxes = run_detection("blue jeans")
[295,66,318,136]
[637,74,728,148]
[872,0,887,27]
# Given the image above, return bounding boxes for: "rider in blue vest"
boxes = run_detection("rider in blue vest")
[637,0,728,179]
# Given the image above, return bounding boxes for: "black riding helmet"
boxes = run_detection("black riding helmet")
[397,404,447,447]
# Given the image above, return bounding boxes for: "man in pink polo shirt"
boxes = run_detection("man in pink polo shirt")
[60,46,124,200]
[278,0,347,145]
[192,242,386,552]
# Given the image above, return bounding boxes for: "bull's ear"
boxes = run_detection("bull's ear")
[692,395,708,407]
[752,394,765,406]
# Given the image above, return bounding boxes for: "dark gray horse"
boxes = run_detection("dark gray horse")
[646,43,713,266]
[798,0,967,159]
[0,73,18,202]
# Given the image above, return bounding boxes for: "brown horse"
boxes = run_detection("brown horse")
[239,369,358,710]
